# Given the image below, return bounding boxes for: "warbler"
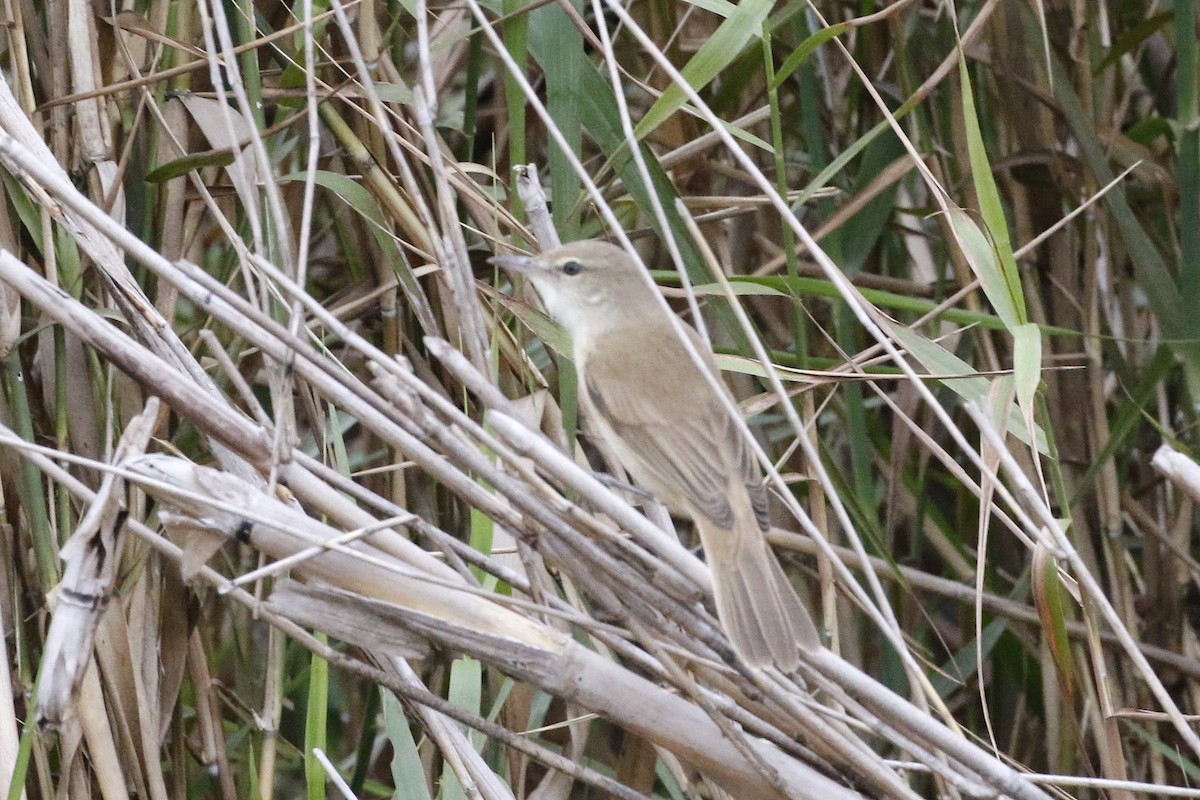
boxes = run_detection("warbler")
[492,239,820,669]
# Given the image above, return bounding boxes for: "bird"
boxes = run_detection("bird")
[491,239,820,669]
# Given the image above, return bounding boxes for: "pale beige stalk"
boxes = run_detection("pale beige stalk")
[492,240,820,669]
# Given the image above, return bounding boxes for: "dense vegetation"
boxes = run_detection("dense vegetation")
[0,1,1197,798]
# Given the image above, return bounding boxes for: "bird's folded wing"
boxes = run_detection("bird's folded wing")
[583,366,740,529]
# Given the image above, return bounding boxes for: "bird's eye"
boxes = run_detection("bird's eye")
[561,260,583,276]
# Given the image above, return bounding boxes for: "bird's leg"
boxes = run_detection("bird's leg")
[593,470,654,502]
[593,472,681,538]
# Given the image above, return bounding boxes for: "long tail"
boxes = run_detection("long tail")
[696,516,820,670]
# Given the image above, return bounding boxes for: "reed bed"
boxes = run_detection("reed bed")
[0,2,1196,799]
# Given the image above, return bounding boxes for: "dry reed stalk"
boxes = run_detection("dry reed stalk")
[1,2,1197,798]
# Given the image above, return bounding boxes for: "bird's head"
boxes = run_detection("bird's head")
[490,240,656,335]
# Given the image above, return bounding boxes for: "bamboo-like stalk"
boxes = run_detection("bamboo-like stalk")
[0,237,1055,798]
[118,452,856,800]
[2,1,1199,797]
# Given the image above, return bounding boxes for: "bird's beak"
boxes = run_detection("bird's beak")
[488,254,544,275]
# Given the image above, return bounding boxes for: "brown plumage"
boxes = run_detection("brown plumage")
[491,239,821,669]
